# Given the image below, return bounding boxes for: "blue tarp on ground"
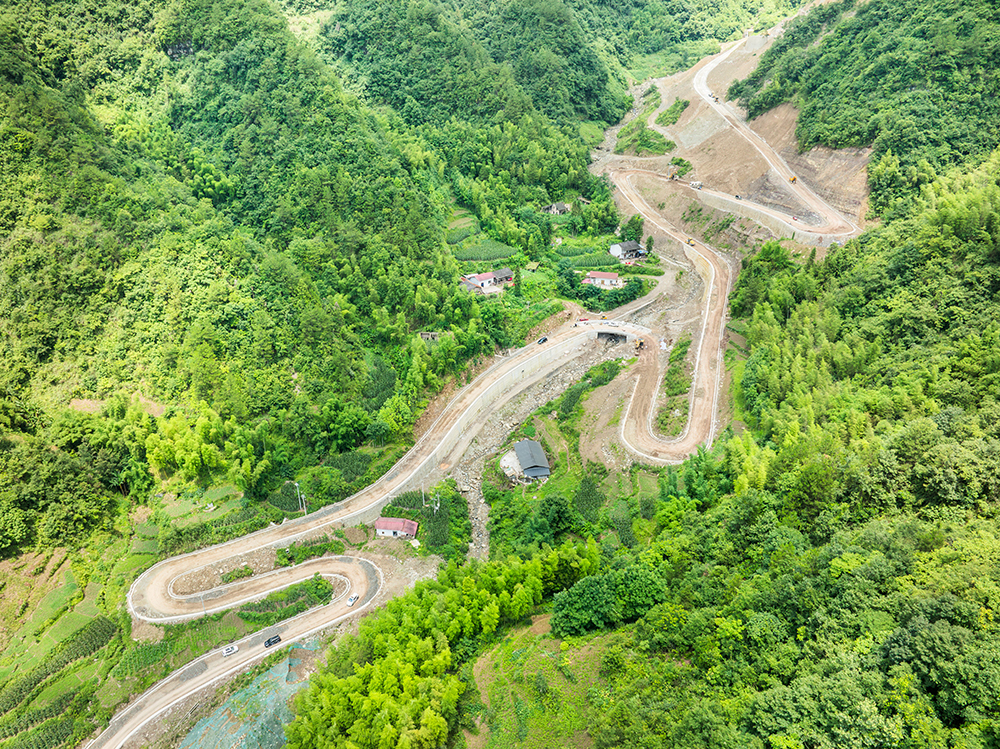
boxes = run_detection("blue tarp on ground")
[178,641,318,749]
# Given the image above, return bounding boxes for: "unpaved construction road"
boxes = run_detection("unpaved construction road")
[86,33,862,749]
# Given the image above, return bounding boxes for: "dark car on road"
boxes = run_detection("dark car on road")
[264,635,281,648]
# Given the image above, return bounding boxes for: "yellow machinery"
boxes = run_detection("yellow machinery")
[789,175,797,183]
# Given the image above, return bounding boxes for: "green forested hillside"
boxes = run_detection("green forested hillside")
[729,0,1000,215]
[545,152,1000,747]
[321,0,807,126]
[4,0,1000,746]
[287,150,1000,749]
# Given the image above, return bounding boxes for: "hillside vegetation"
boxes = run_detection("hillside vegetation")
[289,148,1000,749]
[2,0,999,746]
[729,0,1000,215]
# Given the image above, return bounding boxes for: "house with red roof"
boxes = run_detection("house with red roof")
[374,517,419,538]
[582,271,623,288]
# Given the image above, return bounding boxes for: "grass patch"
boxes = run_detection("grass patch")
[626,39,720,81]
[662,336,693,396]
[615,119,674,156]
[657,398,690,437]
[657,336,694,438]
[470,618,611,749]
[204,484,239,503]
[656,98,690,127]
[579,121,604,147]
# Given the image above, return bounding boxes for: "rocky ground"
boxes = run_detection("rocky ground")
[449,338,631,559]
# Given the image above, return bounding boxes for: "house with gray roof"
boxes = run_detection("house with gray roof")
[513,439,550,479]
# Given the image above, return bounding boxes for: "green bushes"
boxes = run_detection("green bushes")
[237,575,334,627]
[275,537,346,567]
[220,565,254,583]
[109,642,171,679]
[557,361,623,422]
[656,99,689,127]
[382,483,472,560]
[286,542,600,749]
[727,0,1000,212]
[670,157,693,177]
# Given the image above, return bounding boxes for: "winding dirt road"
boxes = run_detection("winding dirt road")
[87,34,864,749]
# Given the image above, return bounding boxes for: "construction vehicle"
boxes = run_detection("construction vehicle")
[690,181,703,189]
[789,176,797,183]
[686,237,695,246]
[635,338,645,352]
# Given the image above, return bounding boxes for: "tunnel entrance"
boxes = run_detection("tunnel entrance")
[597,331,628,344]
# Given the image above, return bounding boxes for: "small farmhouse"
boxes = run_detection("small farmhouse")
[582,271,623,288]
[542,202,570,215]
[375,517,419,538]
[492,267,514,284]
[609,240,645,261]
[459,278,483,294]
[513,439,551,479]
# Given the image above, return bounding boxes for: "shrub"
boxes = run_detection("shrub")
[237,575,333,627]
[656,99,690,127]
[275,537,346,567]
[221,565,254,583]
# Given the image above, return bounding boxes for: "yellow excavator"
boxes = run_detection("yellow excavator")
[789,175,797,184]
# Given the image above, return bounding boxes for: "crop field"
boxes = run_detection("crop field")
[454,237,516,262]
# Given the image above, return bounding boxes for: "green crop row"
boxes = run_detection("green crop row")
[0,690,77,740]
[569,253,619,268]
[446,225,478,245]
[555,244,597,257]
[0,617,117,716]
[453,238,516,262]
[3,716,74,749]
[109,641,171,680]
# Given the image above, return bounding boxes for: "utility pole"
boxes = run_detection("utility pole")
[295,482,307,514]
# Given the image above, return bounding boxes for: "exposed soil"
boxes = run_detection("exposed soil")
[748,102,871,228]
[596,24,870,241]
